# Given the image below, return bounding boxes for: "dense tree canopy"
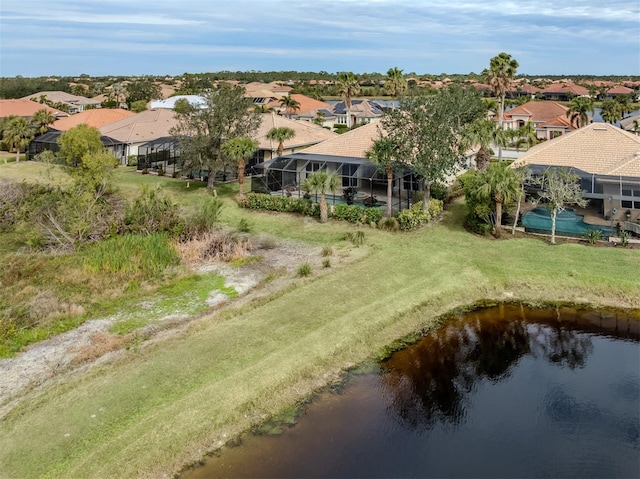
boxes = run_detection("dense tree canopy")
[383,85,485,209]
[171,84,261,189]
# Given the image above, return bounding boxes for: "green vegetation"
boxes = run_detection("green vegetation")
[0,161,639,479]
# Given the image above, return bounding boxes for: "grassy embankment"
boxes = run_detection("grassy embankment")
[1,162,639,478]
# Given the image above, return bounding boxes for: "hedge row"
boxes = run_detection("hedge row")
[241,193,382,224]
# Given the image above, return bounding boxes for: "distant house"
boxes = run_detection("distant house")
[29,131,125,160]
[20,91,102,114]
[539,82,589,101]
[512,123,640,224]
[148,95,207,110]
[332,99,385,128]
[601,85,634,100]
[51,108,135,131]
[268,93,336,127]
[0,99,67,121]
[502,101,580,140]
[620,114,640,135]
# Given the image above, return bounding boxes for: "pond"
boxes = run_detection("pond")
[181,304,640,479]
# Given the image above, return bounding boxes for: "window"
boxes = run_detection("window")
[621,188,640,209]
[306,162,321,173]
[341,163,358,187]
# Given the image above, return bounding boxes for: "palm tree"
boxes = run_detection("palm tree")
[474,161,521,235]
[366,137,399,217]
[385,67,407,105]
[600,100,623,124]
[566,96,594,128]
[615,94,633,117]
[513,121,539,151]
[306,170,338,223]
[483,53,519,161]
[278,96,300,115]
[337,72,360,128]
[466,119,495,171]
[221,136,259,198]
[3,116,34,162]
[266,127,296,157]
[32,108,56,135]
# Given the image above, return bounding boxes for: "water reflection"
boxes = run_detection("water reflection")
[380,305,611,431]
[181,305,639,479]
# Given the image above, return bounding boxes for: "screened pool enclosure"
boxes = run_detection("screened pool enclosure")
[250,152,420,212]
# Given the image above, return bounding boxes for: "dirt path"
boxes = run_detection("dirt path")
[0,237,336,417]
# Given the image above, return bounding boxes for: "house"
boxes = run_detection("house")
[20,91,102,114]
[251,122,417,212]
[148,95,207,110]
[28,130,126,161]
[502,101,580,140]
[0,99,67,121]
[51,108,135,131]
[268,93,336,127]
[539,82,589,101]
[620,114,640,135]
[134,112,336,174]
[332,99,385,128]
[511,123,640,224]
[99,109,179,162]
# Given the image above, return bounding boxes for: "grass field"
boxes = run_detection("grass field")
[1,162,639,478]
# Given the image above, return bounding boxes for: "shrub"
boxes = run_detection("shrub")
[430,182,448,202]
[157,168,165,177]
[185,197,224,237]
[241,193,319,217]
[619,230,629,247]
[238,218,252,233]
[378,216,400,231]
[332,204,382,224]
[394,199,443,231]
[582,229,602,245]
[141,168,149,175]
[297,263,312,277]
[124,186,184,236]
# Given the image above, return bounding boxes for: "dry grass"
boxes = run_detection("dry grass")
[70,332,128,365]
[174,231,253,265]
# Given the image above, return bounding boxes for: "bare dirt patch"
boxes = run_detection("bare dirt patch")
[0,235,342,417]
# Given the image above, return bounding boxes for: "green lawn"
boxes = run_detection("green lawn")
[1,162,639,478]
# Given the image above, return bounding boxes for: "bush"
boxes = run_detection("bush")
[332,204,382,224]
[297,263,312,277]
[430,182,448,202]
[157,168,165,177]
[124,186,184,236]
[394,199,443,231]
[241,193,319,217]
[582,229,602,245]
[378,216,400,231]
[185,197,224,237]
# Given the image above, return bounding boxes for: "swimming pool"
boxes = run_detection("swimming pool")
[522,206,614,238]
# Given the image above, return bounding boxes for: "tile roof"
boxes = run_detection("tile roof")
[504,101,571,123]
[255,113,337,150]
[0,99,64,119]
[267,93,332,115]
[332,99,384,117]
[21,91,101,106]
[511,123,640,178]
[606,85,634,95]
[301,122,384,159]
[620,114,640,131]
[52,108,135,131]
[99,109,179,144]
[541,82,589,96]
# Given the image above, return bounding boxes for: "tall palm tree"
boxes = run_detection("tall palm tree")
[278,96,300,115]
[566,96,594,128]
[221,136,259,198]
[385,67,407,105]
[306,170,338,223]
[266,127,296,157]
[337,72,360,128]
[32,108,56,135]
[483,52,519,161]
[3,116,34,162]
[366,137,399,217]
[600,100,623,124]
[474,161,521,235]
[615,94,633,117]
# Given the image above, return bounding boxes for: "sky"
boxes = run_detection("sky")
[1,0,639,77]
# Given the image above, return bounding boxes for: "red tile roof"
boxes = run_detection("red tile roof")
[541,82,589,96]
[52,108,135,131]
[504,101,570,123]
[0,99,64,119]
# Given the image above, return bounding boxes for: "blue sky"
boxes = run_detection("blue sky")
[1,0,638,77]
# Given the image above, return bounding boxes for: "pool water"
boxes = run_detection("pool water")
[522,206,614,238]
